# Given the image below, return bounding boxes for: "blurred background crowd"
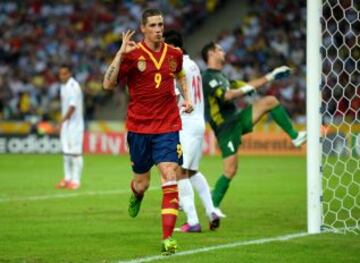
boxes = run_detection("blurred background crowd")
[195,0,307,124]
[320,0,359,123]
[0,0,221,123]
[0,0,357,126]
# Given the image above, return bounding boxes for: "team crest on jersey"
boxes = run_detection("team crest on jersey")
[169,58,177,72]
[137,56,146,72]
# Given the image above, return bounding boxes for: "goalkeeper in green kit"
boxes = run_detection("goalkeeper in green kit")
[201,42,307,215]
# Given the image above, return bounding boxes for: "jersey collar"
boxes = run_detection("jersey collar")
[139,41,168,70]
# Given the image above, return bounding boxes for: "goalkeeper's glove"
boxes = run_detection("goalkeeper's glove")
[265,66,292,82]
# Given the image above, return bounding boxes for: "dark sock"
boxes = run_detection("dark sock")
[212,175,231,207]
[270,105,298,139]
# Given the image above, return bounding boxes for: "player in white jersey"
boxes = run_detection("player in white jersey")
[164,31,221,232]
[56,64,84,190]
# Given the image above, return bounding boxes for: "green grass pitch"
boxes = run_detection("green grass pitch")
[0,154,359,262]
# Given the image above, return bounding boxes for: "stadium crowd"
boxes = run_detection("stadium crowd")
[1,0,357,124]
[0,0,221,123]
[321,0,359,123]
[195,0,358,123]
[193,0,308,124]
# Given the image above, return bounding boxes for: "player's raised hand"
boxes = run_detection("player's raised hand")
[182,100,193,113]
[265,65,292,82]
[118,30,136,55]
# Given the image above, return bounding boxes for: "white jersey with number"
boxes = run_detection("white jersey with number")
[60,77,84,155]
[178,55,205,121]
[178,55,205,170]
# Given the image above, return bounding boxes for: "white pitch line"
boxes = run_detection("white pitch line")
[0,187,159,203]
[116,232,313,263]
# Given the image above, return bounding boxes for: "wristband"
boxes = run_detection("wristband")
[239,84,255,94]
[265,73,274,82]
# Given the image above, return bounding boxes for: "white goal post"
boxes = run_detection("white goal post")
[306,0,322,234]
[307,0,360,234]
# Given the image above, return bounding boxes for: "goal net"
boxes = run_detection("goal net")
[320,0,359,234]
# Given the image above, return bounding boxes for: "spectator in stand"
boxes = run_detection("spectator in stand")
[0,1,220,122]
[194,0,308,122]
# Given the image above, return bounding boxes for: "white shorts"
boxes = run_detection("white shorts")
[180,118,205,171]
[60,127,84,155]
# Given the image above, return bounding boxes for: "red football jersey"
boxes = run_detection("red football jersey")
[119,41,183,134]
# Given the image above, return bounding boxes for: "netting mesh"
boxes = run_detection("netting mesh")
[320,0,360,234]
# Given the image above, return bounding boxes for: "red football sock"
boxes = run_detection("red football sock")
[161,184,179,239]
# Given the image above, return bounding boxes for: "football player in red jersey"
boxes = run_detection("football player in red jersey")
[103,8,192,255]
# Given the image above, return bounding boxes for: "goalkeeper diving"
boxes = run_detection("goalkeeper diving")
[201,42,307,213]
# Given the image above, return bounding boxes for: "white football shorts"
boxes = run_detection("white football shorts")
[60,126,84,155]
[179,118,205,171]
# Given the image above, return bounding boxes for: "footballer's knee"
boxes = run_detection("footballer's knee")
[256,96,279,113]
[188,170,197,177]
[224,164,237,178]
[135,181,150,193]
[223,155,238,178]
[158,162,178,182]
[263,96,279,109]
[133,175,150,193]
[176,167,188,180]
[223,154,238,179]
